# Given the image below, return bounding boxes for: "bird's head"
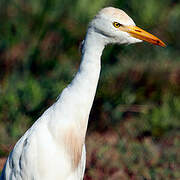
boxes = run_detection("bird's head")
[89,7,166,47]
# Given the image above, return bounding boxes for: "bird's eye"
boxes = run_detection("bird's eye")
[113,22,122,28]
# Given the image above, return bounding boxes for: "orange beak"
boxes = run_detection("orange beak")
[120,25,166,47]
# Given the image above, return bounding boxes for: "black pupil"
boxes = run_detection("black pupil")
[114,22,121,27]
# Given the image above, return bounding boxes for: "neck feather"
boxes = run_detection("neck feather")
[49,29,105,168]
[70,28,105,115]
[57,29,105,133]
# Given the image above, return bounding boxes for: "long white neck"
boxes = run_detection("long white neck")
[70,28,105,121]
[56,28,105,137]
[71,28,105,108]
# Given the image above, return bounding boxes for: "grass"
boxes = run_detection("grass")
[85,119,180,180]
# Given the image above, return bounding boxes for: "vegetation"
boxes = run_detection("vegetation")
[0,0,180,179]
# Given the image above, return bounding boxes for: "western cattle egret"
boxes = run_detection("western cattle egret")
[0,7,165,180]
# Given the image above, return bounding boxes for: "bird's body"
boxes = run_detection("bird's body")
[0,7,165,180]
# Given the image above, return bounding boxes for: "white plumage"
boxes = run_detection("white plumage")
[0,7,165,180]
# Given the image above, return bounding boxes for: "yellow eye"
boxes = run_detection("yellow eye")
[113,22,122,28]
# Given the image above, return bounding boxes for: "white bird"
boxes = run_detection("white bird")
[0,7,165,180]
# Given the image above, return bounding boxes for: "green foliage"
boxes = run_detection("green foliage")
[145,94,180,137]
[0,0,180,178]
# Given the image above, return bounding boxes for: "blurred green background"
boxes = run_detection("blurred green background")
[0,0,180,179]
